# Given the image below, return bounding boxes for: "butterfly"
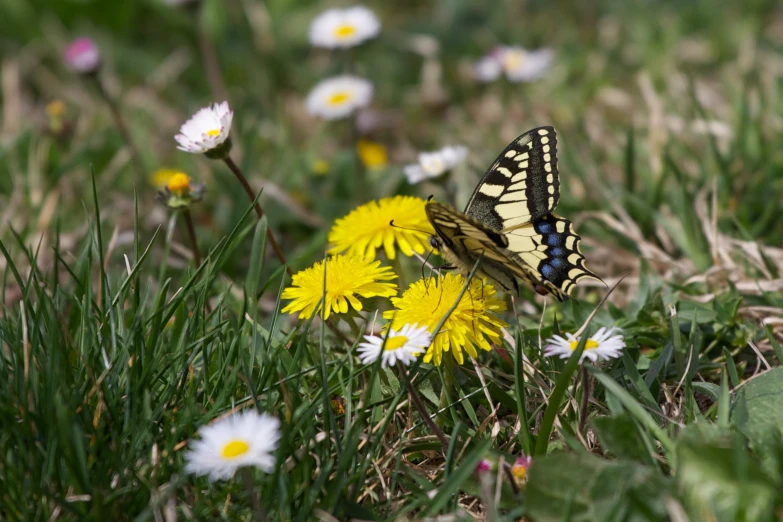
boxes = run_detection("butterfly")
[425,126,601,301]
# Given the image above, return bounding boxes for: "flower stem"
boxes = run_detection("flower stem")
[222,156,292,276]
[399,365,449,448]
[93,78,146,180]
[182,208,201,268]
[239,468,267,522]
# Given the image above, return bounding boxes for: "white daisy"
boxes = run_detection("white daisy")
[543,327,626,364]
[184,410,280,481]
[309,6,380,49]
[403,145,468,184]
[473,46,553,84]
[357,323,432,368]
[306,76,373,120]
[175,101,233,155]
[473,55,503,83]
[502,46,553,83]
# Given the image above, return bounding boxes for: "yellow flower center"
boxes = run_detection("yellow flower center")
[167,173,191,194]
[334,24,356,38]
[569,338,599,351]
[510,464,527,480]
[503,50,527,71]
[384,336,409,351]
[206,129,221,137]
[327,92,351,106]
[221,439,250,458]
[46,100,65,118]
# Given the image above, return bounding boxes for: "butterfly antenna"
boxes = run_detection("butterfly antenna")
[389,220,434,237]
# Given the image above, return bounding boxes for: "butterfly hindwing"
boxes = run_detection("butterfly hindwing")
[502,213,600,300]
[464,126,559,230]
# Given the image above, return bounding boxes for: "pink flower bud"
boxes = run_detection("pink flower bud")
[475,458,494,474]
[64,38,100,73]
[513,455,533,469]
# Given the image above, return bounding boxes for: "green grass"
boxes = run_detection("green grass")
[3,0,783,520]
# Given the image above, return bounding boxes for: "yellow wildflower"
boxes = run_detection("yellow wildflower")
[356,140,388,169]
[281,254,397,320]
[328,196,434,260]
[312,159,330,176]
[384,273,507,365]
[151,168,186,188]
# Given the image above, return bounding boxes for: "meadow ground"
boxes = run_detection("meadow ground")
[2,0,783,520]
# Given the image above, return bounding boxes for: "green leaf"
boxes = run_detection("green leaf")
[731,367,783,474]
[676,424,779,522]
[525,452,672,521]
[592,414,656,465]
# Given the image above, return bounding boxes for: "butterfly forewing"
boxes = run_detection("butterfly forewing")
[464,126,559,230]
[425,202,519,295]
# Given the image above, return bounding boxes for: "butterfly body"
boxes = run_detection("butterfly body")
[426,126,601,301]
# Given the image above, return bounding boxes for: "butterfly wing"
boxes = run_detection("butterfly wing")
[426,201,520,295]
[461,126,601,300]
[464,126,559,231]
[502,214,601,301]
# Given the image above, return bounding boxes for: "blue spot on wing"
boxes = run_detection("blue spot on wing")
[537,222,552,233]
[549,247,565,257]
[546,235,562,246]
[541,264,555,279]
[550,258,565,268]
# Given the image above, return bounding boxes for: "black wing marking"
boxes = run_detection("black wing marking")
[464,126,559,231]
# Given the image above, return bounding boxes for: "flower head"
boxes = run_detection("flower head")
[175,101,233,157]
[46,100,68,135]
[156,171,205,208]
[474,46,553,83]
[184,410,280,482]
[311,159,330,176]
[151,168,183,188]
[543,327,626,364]
[476,457,496,474]
[328,196,433,260]
[357,323,431,368]
[510,455,533,488]
[46,100,65,119]
[281,254,397,320]
[384,273,508,366]
[357,140,388,170]
[64,37,100,74]
[306,75,373,120]
[403,145,468,184]
[309,6,380,49]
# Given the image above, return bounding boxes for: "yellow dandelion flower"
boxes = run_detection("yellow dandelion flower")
[384,273,507,366]
[281,254,398,320]
[328,196,434,260]
[356,140,388,169]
